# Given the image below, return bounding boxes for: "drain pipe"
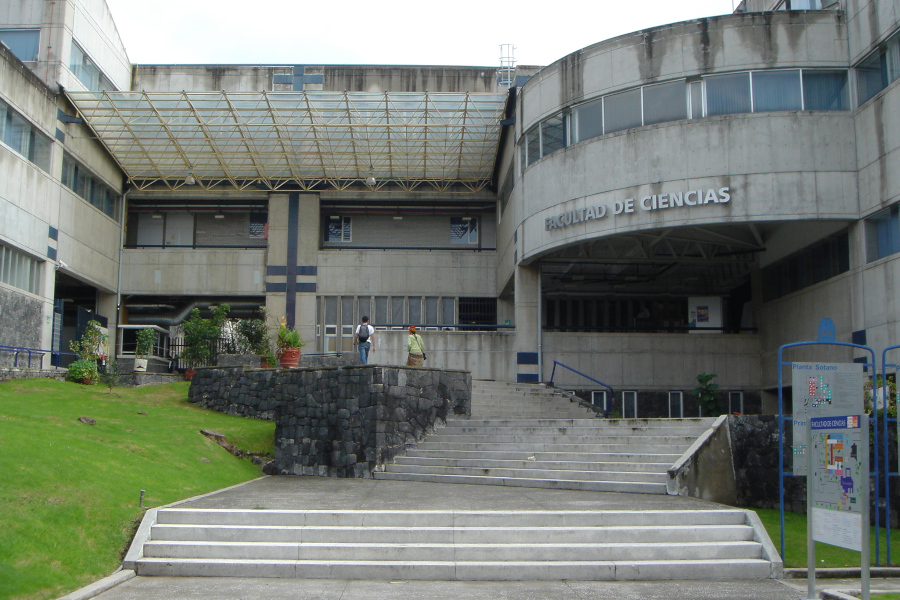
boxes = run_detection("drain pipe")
[537,270,543,382]
[115,189,128,354]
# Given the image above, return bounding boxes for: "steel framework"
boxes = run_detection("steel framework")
[65,90,509,192]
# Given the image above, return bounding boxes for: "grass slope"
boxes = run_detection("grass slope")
[0,379,274,600]
[753,507,900,568]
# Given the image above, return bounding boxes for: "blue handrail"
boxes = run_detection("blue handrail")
[0,345,47,369]
[548,361,614,398]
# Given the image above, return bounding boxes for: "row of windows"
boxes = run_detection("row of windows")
[0,242,41,295]
[865,203,900,262]
[324,216,480,245]
[320,295,498,330]
[0,28,40,62]
[857,28,900,105]
[126,211,267,248]
[0,97,52,172]
[69,41,116,92]
[761,230,849,301]
[522,69,849,168]
[589,390,745,418]
[61,154,121,220]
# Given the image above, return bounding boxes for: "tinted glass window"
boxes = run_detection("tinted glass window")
[705,72,751,116]
[574,98,603,142]
[803,70,849,111]
[603,88,642,134]
[752,70,801,112]
[643,80,687,125]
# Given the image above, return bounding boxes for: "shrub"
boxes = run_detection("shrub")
[67,359,98,383]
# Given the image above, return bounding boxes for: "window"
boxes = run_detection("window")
[591,390,608,411]
[668,391,684,418]
[728,392,744,415]
[69,42,116,91]
[61,154,120,219]
[643,80,687,125]
[573,97,603,143]
[856,30,900,105]
[458,297,497,329]
[705,72,752,116]
[0,29,40,62]
[622,391,637,418]
[752,70,802,112]
[604,88,642,134]
[541,115,566,156]
[450,217,478,244]
[803,70,849,110]
[866,205,900,262]
[762,230,850,300]
[325,216,351,243]
[249,212,267,238]
[775,0,823,8]
[525,127,540,165]
[0,242,41,295]
[0,98,52,172]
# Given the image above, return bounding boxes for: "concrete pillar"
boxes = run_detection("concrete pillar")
[514,263,541,383]
[265,192,319,347]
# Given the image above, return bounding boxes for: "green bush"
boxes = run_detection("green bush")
[66,359,97,383]
[134,327,156,358]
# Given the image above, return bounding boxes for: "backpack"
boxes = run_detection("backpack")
[358,323,369,343]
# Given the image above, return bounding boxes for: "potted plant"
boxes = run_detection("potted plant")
[67,358,97,384]
[133,327,156,372]
[180,304,230,379]
[68,319,106,384]
[236,307,275,368]
[276,316,305,368]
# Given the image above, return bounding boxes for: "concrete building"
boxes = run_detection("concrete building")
[1,0,898,416]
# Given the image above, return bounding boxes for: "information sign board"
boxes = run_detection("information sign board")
[791,362,863,475]
[809,415,867,551]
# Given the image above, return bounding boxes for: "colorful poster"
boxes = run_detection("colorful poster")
[791,363,862,475]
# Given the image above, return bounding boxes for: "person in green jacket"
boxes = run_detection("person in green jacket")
[406,325,425,367]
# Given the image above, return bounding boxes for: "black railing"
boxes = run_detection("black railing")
[169,338,223,369]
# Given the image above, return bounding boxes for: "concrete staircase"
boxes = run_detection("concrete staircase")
[127,380,782,581]
[374,381,714,494]
[134,507,777,580]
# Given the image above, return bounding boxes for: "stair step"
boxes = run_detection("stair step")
[150,523,755,544]
[381,464,667,483]
[372,471,667,493]
[391,457,671,472]
[135,557,774,580]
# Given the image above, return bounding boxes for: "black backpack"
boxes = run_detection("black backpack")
[358,323,369,342]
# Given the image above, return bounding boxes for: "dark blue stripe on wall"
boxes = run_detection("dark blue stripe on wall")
[517,373,540,383]
[47,247,57,260]
[268,265,316,276]
[285,193,299,328]
[296,283,317,293]
[267,265,287,276]
[517,352,539,365]
[266,282,287,293]
[48,226,58,241]
[297,265,317,276]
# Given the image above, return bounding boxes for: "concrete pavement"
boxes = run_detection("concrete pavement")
[62,476,892,600]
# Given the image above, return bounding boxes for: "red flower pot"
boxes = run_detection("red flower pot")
[279,348,301,368]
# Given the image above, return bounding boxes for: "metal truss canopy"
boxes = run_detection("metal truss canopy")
[65,90,509,192]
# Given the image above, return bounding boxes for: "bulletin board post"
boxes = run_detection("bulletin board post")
[805,415,869,600]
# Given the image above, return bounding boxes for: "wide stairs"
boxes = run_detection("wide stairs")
[132,380,781,580]
[375,380,713,494]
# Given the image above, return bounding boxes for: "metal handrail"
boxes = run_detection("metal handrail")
[548,361,614,398]
[0,345,47,369]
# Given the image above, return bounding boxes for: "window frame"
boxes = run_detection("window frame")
[324,215,352,243]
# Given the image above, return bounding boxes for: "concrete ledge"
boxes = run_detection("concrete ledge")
[744,509,783,579]
[783,567,900,578]
[667,415,737,504]
[54,569,134,600]
[122,508,156,570]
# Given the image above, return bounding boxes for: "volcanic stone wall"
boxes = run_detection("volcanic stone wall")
[188,365,471,477]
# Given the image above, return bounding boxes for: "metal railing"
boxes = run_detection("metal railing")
[548,360,614,399]
[0,345,46,369]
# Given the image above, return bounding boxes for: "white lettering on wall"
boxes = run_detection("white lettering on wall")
[545,187,732,231]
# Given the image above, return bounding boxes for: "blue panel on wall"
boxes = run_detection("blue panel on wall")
[266,282,287,292]
[267,265,287,276]
[851,329,866,345]
[48,226,58,241]
[47,247,57,260]
[517,352,539,365]
[517,373,540,383]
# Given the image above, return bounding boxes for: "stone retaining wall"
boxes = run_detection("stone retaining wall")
[0,368,66,382]
[188,365,471,477]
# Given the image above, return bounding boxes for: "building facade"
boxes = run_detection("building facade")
[1,0,898,416]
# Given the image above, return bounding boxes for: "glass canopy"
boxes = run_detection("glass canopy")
[65,90,509,192]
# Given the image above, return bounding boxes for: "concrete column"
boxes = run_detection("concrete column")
[514,263,541,383]
[265,192,319,348]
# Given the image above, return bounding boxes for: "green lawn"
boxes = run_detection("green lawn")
[0,378,275,600]
[753,507,900,568]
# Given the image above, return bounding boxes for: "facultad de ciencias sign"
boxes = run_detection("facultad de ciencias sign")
[544,187,732,231]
